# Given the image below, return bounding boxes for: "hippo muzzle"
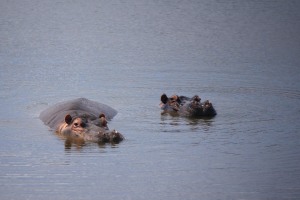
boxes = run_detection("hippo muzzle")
[58,114,124,144]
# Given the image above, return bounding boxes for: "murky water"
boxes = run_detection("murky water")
[1,0,300,199]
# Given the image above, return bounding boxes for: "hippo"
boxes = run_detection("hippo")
[160,94,217,117]
[40,98,124,144]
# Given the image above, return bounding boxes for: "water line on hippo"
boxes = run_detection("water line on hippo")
[40,98,124,145]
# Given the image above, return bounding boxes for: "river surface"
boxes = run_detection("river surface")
[1,0,300,199]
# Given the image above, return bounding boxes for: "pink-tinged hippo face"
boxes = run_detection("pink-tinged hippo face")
[58,113,105,135]
[40,98,124,144]
[66,116,86,134]
[57,114,123,143]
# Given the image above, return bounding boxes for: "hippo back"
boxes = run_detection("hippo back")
[40,98,117,129]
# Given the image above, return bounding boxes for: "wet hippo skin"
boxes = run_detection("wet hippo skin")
[160,94,217,117]
[40,98,124,144]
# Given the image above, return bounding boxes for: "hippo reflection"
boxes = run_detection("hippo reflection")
[160,94,217,117]
[40,98,124,144]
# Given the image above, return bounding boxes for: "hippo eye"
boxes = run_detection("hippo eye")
[74,123,79,127]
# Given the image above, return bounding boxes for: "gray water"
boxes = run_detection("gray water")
[1,0,300,199]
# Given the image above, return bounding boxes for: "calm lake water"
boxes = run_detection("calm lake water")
[1,0,300,199]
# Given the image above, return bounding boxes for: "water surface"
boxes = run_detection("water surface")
[1,0,300,199]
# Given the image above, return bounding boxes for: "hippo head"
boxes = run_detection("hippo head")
[40,98,124,145]
[58,113,124,143]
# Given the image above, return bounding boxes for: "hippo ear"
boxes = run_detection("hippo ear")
[99,113,106,118]
[65,114,72,124]
[99,113,107,127]
[161,94,168,104]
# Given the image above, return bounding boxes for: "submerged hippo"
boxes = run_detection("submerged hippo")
[40,98,124,144]
[160,94,217,117]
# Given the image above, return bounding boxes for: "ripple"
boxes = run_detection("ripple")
[199,85,300,100]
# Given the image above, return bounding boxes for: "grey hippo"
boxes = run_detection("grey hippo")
[40,98,124,144]
[160,94,217,117]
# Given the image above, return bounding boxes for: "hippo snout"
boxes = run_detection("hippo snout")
[109,130,124,143]
[96,130,124,144]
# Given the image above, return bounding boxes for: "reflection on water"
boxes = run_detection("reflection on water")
[63,136,86,150]
[63,135,123,151]
[160,113,215,132]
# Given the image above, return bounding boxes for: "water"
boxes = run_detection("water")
[1,0,300,199]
